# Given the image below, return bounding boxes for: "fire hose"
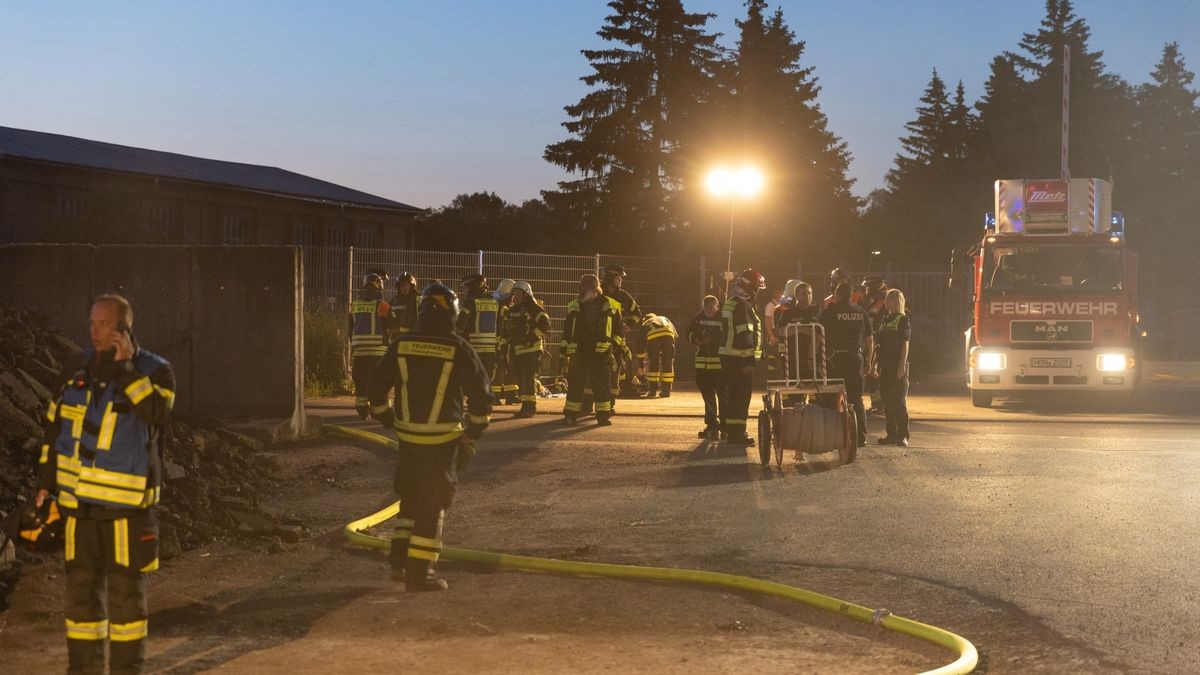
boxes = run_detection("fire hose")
[326,424,977,674]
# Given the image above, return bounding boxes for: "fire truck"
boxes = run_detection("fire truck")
[954,178,1141,407]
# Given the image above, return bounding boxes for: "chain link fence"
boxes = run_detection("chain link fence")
[303,246,971,377]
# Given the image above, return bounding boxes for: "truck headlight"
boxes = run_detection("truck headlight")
[1097,353,1130,371]
[976,352,1006,371]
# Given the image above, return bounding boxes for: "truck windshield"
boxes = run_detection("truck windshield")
[984,244,1122,293]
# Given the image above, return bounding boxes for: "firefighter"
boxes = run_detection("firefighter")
[823,267,863,308]
[719,269,765,446]
[686,295,724,439]
[491,279,520,405]
[819,282,874,447]
[775,281,824,381]
[503,281,550,418]
[457,273,500,400]
[388,271,420,338]
[602,265,643,399]
[36,294,175,673]
[348,273,392,420]
[562,274,619,426]
[368,283,491,591]
[642,313,678,397]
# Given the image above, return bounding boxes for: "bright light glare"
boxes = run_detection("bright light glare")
[977,353,1005,371]
[1097,353,1127,371]
[707,166,763,198]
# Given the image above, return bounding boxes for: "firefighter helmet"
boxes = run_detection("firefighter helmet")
[861,275,887,300]
[641,312,658,327]
[782,279,803,300]
[460,273,488,293]
[417,283,460,334]
[362,272,384,292]
[603,264,627,279]
[736,269,766,294]
[493,278,516,301]
[396,271,416,290]
[366,267,390,285]
[512,280,534,301]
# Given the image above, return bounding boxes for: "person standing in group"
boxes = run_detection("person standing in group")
[36,294,175,673]
[687,295,724,439]
[388,272,420,339]
[820,282,874,447]
[601,265,643,399]
[491,279,520,405]
[775,281,823,381]
[457,274,501,400]
[502,281,550,418]
[561,274,619,426]
[763,287,783,379]
[860,275,889,415]
[719,269,765,446]
[642,313,677,398]
[823,268,862,309]
[874,289,911,446]
[368,283,491,591]
[348,273,391,420]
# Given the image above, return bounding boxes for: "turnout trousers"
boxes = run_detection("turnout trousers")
[564,354,614,421]
[829,352,867,444]
[695,369,723,430]
[64,507,159,674]
[513,351,541,409]
[878,360,910,441]
[645,338,675,394]
[476,351,497,403]
[390,441,459,583]
[351,354,381,417]
[719,356,754,438]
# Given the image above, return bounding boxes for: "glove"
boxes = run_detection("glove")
[456,437,477,472]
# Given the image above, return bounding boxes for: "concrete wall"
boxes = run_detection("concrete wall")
[0,244,303,424]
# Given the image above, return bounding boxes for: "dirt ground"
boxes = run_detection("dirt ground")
[0,408,1127,674]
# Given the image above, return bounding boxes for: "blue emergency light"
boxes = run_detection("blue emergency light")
[1110,211,1125,234]
[983,211,997,231]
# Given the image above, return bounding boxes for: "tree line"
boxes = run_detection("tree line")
[418,0,1198,316]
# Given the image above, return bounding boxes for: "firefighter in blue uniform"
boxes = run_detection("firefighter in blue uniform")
[502,281,550,418]
[686,295,724,439]
[562,274,619,426]
[368,283,491,591]
[36,294,175,673]
[457,274,501,400]
[348,273,392,419]
[719,269,765,446]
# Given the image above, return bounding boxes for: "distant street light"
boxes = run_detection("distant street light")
[706,166,764,296]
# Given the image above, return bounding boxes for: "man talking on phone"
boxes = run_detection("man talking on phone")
[36,294,175,674]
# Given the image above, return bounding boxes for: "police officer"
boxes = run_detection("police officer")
[642,313,677,397]
[388,271,419,338]
[686,295,724,439]
[457,274,501,400]
[348,273,392,420]
[562,274,619,426]
[368,283,491,591]
[719,269,765,446]
[775,281,823,381]
[602,265,643,398]
[819,282,874,447]
[36,294,175,673]
[491,279,520,405]
[503,281,550,418]
[875,289,911,446]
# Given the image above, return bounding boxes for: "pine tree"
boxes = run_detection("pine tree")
[886,69,950,191]
[543,0,725,248]
[974,55,1027,176]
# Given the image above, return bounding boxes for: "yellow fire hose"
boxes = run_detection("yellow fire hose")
[327,424,978,674]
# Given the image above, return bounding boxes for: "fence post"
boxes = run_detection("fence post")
[594,253,601,277]
[347,246,354,307]
[478,250,484,275]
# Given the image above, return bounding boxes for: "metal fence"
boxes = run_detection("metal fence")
[303,246,972,375]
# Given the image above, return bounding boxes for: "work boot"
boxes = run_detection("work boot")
[355,406,370,421]
[897,438,910,447]
[646,384,659,398]
[564,414,578,426]
[659,384,672,398]
[514,402,536,418]
[596,414,613,426]
[726,432,755,447]
[877,436,897,445]
[405,558,449,592]
[697,426,719,440]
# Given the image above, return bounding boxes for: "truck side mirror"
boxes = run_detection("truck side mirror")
[948,248,963,290]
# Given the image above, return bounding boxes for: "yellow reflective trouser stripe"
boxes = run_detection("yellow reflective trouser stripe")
[393,517,414,541]
[124,376,153,405]
[428,362,454,424]
[660,373,675,382]
[395,420,463,433]
[97,401,117,450]
[371,402,391,415]
[726,418,746,425]
[140,558,159,573]
[352,346,387,357]
[66,619,108,641]
[398,358,412,423]
[519,395,536,402]
[596,401,613,412]
[110,620,148,642]
[720,347,755,357]
[65,516,76,561]
[396,429,465,445]
[647,373,659,382]
[408,535,442,561]
[114,519,130,567]
[564,401,582,412]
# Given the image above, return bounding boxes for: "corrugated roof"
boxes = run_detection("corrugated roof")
[0,126,421,212]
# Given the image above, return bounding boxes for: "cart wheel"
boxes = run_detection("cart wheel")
[840,409,858,465]
[757,411,772,465]
[772,405,784,467]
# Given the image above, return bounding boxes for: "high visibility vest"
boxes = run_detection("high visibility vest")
[463,295,501,354]
[52,349,168,510]
[644,315,677,342]
[350,299,389,357]
[719,297,763,360]
[687,311,723,370]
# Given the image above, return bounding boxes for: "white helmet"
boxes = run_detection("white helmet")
[492,278,516,301]
[513,280,534,300]
[782,279,803,301]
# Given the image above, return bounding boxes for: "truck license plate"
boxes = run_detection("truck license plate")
[1031,358,1072,368]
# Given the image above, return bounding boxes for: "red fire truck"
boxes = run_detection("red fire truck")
[955,178,1141,407]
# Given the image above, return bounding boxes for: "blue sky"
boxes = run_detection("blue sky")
[1,1,1195,208]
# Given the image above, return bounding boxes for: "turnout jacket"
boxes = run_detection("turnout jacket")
[643,315,677,342]
[368,332,492,445]
[562,294,621,356]
[686,311,723,372]
[457,291,501,355]
[502,299,550,356]
[387,291,419,336]
[719,295,763,362]
[349,294,391,358]
[37,348,175,512]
